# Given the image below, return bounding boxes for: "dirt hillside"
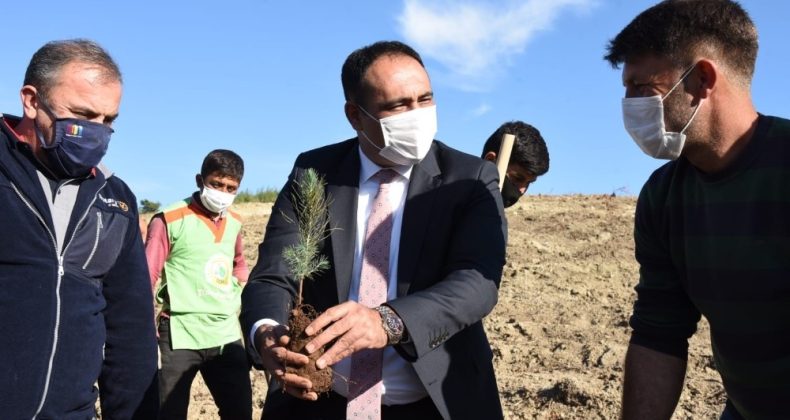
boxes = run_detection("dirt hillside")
[183,195,725,419]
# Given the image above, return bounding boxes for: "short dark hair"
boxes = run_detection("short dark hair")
[604,0,758,86]
[201,149,244,181]
[481,121,549,177]
[341,40,424,105]
[24,39,122,102]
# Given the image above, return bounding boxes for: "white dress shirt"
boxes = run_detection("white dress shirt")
[250,147,427,405]
[330,148,427,405]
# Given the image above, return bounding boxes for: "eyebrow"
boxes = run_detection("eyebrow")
[381,90,434,108]
[69,105,119,123]
[622,73,641,86]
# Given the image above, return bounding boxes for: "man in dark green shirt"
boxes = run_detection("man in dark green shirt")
[605,1,790,419]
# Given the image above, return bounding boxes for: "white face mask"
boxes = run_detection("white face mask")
[621,64,702,160]
[200,186,235,214]
[358,105,437,166]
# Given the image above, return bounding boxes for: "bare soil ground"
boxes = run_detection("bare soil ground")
[182,196,725,419]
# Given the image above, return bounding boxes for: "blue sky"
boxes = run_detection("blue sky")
[2,0,788,205]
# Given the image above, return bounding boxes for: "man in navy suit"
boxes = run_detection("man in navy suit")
[241,40,507,420]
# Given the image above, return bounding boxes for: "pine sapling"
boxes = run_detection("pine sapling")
[282,167,331,305]
[281,167,334,392]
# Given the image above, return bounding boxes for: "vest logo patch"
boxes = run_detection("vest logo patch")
[98,194,129,212]
[204,253,233,293]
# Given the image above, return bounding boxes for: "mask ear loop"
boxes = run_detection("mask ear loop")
[356,105,386,151]
[359,130,383,151]
[37,95,58,119]
[671,63,704,135]
[357,105,379,122]
[34,95,62,149]
[680,98,703,135]
[661,63,698,100]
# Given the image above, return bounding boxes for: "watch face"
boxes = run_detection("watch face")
[387,314,403,335]
[378,306,403,344]
[386,316,400,331]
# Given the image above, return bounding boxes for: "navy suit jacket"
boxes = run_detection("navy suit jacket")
[241,138,507,419]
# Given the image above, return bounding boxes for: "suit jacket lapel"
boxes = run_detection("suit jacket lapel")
[397,144,441,297]
[326,145,360,303]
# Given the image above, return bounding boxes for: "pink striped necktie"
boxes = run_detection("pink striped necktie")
[347,169,399,420]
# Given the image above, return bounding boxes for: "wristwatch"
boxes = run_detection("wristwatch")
[375,305,405,345]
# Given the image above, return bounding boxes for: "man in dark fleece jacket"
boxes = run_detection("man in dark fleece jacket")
[0,39,158,419]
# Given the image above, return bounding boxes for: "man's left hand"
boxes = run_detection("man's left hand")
[303,301,388,369]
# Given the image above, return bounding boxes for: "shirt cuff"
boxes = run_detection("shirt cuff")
[249,319,281,353]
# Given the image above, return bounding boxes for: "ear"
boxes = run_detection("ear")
[195,174,203,190]
[483,151,497,162]
[692,59,717,99]
[20,85,39,120]
[345,102,363,131]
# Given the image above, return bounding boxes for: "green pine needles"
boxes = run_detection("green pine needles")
[282,168,332,306]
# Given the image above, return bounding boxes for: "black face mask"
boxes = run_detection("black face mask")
[35,97,113,178]
[501,176,522,208]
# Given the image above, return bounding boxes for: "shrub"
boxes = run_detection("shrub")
[235,188,279,203]
[140,199,161,214]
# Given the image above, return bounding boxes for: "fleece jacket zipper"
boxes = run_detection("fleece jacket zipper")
[11,180,107,419]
